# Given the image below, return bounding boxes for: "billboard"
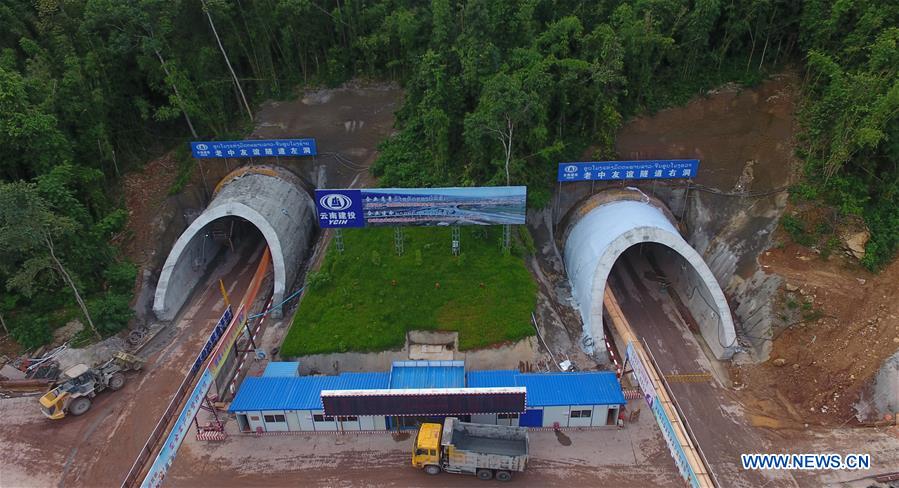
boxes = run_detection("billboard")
[321,387,527,416]
[557,159,699,182]
[315,186,527,228]
[189,138,317,159]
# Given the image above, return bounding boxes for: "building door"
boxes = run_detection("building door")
[518,409,543,427]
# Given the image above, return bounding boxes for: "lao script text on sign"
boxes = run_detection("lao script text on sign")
[557,160,699,182]
[190,139,317,159]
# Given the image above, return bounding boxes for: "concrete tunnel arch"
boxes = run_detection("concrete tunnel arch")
[562,191,738,360]
[153,166,315,321]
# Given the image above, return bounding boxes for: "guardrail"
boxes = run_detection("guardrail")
[604,287,716,488]
[122,247,272,487]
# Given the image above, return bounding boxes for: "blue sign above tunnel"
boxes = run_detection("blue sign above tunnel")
[189,138,317,159]
[557,159,699,182]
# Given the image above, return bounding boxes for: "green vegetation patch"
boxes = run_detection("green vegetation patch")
[281,227,537,356]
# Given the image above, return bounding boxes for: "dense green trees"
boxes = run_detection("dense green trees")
[0,0,897,349]
[796,1,899,269]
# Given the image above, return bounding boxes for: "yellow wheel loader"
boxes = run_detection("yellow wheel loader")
[39,351,144,419]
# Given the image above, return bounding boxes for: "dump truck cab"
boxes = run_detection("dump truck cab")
[412,422,442,473]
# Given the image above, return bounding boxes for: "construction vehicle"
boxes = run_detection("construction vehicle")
[39,351,144,419]
[412,417,529,481]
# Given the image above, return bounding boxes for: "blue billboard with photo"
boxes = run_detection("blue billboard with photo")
[314,187,527,228]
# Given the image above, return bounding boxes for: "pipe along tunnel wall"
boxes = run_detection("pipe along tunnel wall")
[153,166,315,321]
[562,192,738,360]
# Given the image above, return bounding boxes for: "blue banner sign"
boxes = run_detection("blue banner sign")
[142,369,214,488]
[190,138,317,159]
[315,186,527,228]
[557,159,699,182]
[190,307,233,374]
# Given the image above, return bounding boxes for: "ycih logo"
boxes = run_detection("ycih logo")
[564,165,578,173]
[195,143,209,151]
[320,194,353,211]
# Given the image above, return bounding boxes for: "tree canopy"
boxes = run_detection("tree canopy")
[0,0,897,349]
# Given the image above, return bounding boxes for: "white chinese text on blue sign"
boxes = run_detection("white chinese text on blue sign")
[314,187,527,229]
[190,139,317,159]
[557,160,699,182]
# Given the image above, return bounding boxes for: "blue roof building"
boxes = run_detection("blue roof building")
[466,370,626,407]
[230,372,389,412]
[229,361,625,432]
[388,360,465,389]
[262,361,301,377]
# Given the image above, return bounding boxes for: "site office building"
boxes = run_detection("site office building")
[229,361,626,433]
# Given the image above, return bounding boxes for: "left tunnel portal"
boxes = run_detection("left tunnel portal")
[153,166,315,321]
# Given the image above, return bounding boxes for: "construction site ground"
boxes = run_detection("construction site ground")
[0,243,263,487]
[738,241,899,427]
[165,397,680,487]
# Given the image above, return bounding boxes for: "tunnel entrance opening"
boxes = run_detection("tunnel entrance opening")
[153,166,315,322]
[562,196,738,362]
[607,243,732,365]
[156,216,266,322]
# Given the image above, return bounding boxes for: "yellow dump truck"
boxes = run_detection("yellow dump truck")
[39,351,144,419]
[412,417,529,481]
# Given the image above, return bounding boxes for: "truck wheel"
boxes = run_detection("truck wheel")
[476,469,493,481]
[108,372,126,390]
[496,471,512,482]
[70,397,91,416]
[424,465,441,475]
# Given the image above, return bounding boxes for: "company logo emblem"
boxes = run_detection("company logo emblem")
[320,194,353,211]
[195,143,208,151]
[564,165,578,173]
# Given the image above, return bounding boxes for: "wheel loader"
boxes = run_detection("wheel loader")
[39,351,144,419]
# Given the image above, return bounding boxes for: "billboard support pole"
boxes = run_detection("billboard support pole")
[335,229,345,253]
[555,182,561,229]
[451,226,461,256]
[502,225,511,252]
[394,227,404,256]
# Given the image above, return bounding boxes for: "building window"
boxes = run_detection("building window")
[338,416,358,422]
[497,413,519,419]
[570,409,592,418]
[264,414,286,423]
[314,415,335,422]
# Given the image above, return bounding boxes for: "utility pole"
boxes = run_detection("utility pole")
[45,235,101,340]
[153,48,198,139]
[201,0,253,122]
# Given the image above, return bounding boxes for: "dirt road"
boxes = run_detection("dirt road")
[0,241,264,488]
[609,248,899,487]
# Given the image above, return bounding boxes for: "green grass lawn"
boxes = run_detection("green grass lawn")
[280,226,537,356]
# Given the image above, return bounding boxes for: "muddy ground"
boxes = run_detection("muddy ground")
[166,398,680,487]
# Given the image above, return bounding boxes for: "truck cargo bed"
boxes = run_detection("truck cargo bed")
[452,430,527,457]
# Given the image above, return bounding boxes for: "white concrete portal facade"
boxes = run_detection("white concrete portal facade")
[153,167,314,321]
[563,198,738,359]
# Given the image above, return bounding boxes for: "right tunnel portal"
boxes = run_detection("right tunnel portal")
[563,194,739,360]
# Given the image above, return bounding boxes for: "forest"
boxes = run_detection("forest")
[0,0,896,349]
